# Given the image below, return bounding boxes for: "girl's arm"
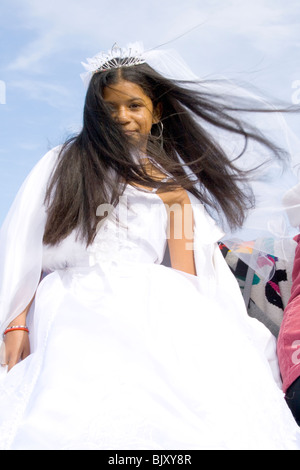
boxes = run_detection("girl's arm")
[139,161,196,276]
[158,188,196,276]
[3,296,35,372]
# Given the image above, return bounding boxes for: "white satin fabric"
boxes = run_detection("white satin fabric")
[0,148,299,450]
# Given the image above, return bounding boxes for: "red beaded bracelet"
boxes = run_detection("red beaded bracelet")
[3,326,30,337]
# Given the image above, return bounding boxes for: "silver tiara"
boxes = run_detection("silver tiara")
[81,43,146,76]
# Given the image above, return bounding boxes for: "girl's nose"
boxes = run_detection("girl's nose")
[116,106,131,124]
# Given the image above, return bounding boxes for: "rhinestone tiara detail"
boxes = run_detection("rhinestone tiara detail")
[81,43,146,75]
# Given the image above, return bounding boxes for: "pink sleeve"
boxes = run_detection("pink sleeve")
[278,234,300,393]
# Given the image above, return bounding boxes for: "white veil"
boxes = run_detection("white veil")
[0,147,60,346]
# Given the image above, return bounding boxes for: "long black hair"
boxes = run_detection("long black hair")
[43,61,290,246]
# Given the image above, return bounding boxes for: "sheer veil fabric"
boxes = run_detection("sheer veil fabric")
[0,148,60,346]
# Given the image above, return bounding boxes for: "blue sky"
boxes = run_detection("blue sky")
[0,0,300,224]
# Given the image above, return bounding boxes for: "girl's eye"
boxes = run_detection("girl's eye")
[130,103,141,109]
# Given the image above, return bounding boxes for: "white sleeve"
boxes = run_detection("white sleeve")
[0,146,60,337]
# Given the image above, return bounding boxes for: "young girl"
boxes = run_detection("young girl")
[0,43,299,450]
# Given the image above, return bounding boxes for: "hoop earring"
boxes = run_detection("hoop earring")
[150,121,164,140]
[150,121,164,149]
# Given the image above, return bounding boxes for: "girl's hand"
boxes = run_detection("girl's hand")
[3,331,30,372]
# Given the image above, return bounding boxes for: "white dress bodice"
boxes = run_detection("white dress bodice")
[42,185,168,272]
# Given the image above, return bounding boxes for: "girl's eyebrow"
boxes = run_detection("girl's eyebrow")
[125,97,146,104]
[104,97,146,104]
[129,98,145,103]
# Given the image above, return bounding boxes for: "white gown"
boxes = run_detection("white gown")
[0,148,299,450]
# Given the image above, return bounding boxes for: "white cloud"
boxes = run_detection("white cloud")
[169,0,300,54]
[5,0,300,75]
[7,30,63,73]
[9,79,71,107]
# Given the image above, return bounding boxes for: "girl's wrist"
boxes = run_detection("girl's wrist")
[3,326,30,338]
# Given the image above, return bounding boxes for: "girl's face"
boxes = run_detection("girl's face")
[103,79,160,151]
